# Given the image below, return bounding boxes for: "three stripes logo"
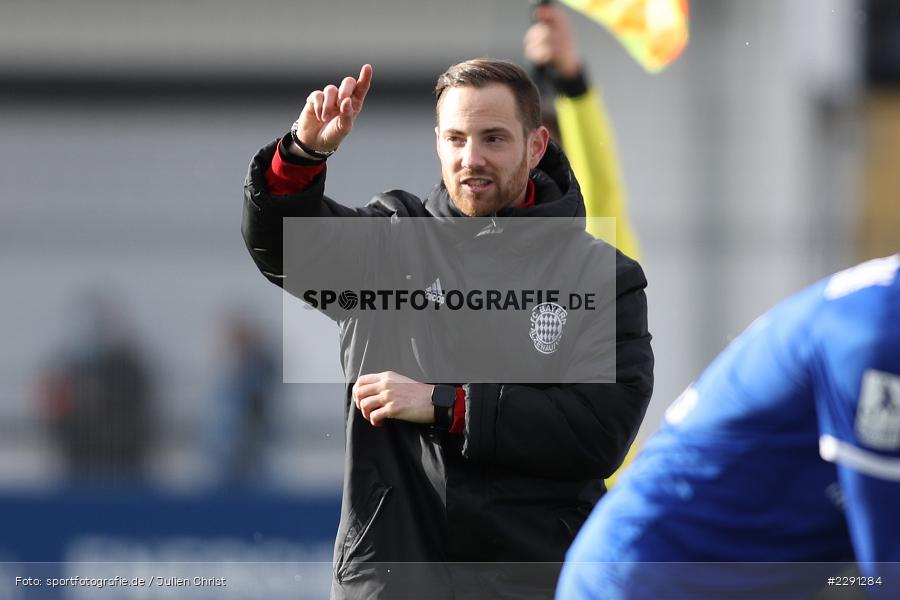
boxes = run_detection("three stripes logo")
[425,278,445,305]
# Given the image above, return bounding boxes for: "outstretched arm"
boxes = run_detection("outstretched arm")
[525,4,641,261]
[242,65,380,299]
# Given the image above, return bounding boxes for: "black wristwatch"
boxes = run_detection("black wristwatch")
[431,385,456,431]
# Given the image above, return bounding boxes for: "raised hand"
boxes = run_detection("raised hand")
[524,5,581,79]
[290,64,373,157]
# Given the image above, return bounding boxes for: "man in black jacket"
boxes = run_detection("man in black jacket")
[243,59,653,599]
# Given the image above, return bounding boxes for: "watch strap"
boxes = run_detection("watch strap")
[431,385,456,431]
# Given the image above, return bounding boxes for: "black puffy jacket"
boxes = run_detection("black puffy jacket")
[243,138,654,599]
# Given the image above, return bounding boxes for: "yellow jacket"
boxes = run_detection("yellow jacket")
[555,84,643,486]
[555,87,641,261]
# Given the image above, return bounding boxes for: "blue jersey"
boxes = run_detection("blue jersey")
[558,255,900,600]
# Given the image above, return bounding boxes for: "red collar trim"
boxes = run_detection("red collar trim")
[519,179,536,209]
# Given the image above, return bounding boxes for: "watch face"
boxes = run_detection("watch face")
[432,385,456,407]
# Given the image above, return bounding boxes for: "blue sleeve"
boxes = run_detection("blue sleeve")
[817,368,900,568]
[814,274,900,589]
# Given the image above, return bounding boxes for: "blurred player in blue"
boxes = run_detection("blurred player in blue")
[557,254,900,600]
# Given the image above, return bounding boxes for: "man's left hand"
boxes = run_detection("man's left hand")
[352,371,434,427]
[524,4,582,79]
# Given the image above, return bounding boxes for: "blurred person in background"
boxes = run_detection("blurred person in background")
[525,2,644,489]
[557,254,900,599]
[36,289,153,483]
[203,310,277,488]
[525,1,641,260]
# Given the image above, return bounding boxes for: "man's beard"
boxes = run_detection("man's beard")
[445,152,530,217]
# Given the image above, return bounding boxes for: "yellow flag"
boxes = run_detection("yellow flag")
[559,0,689,73]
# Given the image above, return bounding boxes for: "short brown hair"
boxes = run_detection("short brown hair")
[434,58,542,132]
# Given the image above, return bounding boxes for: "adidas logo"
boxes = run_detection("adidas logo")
[424,278,445,304]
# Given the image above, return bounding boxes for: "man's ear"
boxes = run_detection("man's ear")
[528,126,550,170]
[435,126,440,156]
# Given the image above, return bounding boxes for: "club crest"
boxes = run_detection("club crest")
[529,302,567,354]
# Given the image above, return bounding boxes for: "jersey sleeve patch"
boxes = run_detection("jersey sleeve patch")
[855,369,900,451]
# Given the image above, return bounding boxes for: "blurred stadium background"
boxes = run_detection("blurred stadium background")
[0,0,897,596]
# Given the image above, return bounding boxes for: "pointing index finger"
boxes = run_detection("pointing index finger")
[351,64,373,107]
